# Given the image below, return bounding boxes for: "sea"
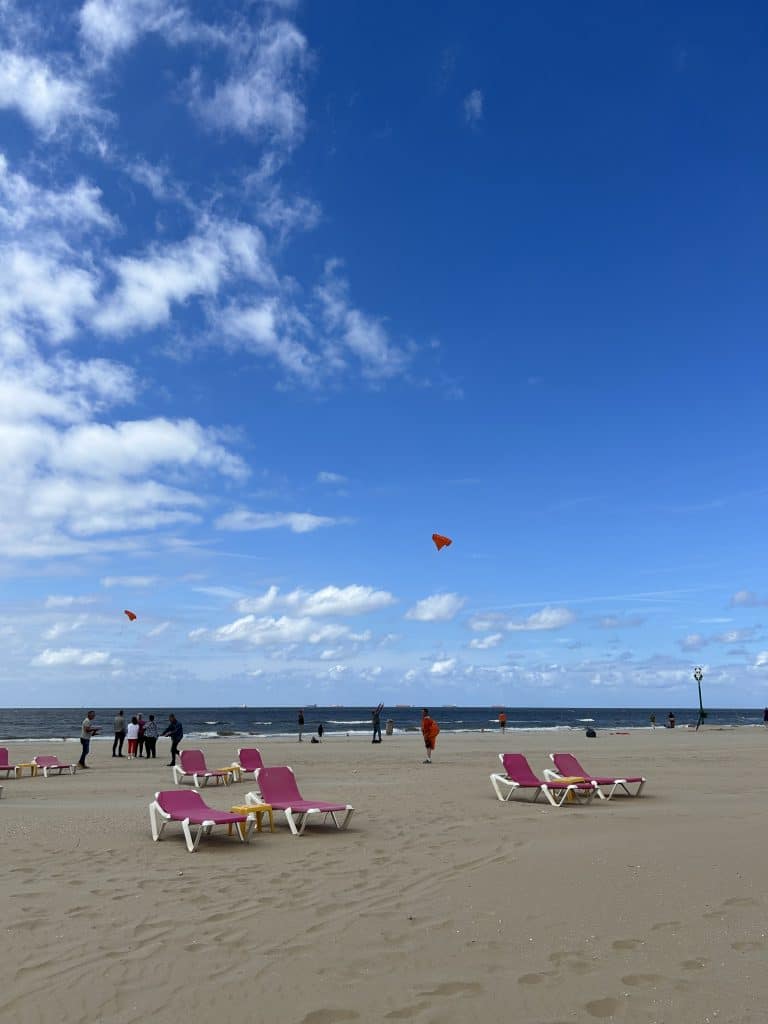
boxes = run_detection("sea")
[0,706,764,742]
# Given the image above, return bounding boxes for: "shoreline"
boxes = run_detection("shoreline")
[0,720,762,743]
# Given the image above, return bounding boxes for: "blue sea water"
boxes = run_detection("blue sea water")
[0,706,763,741]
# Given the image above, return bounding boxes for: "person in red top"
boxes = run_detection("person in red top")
[498,710,507,734]
[421,709,439,764]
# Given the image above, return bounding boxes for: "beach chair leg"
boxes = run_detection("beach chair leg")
[283,809,301,835]
[149,802,168,842]
[181,819,202,853]
[337,808,354,830]
[171,767,182,785]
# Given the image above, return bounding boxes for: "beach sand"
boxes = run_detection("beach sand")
[0,727,765,1024]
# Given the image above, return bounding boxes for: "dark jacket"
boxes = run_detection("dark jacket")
[162,720,183,741]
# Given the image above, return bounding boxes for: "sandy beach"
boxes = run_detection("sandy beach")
[1,727,766,1024]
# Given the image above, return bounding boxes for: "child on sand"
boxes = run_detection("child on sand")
[421,709,439,764]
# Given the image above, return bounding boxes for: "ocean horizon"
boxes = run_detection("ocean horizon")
[0,705,764,742]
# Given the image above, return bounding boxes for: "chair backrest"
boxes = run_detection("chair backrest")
[180,749,206,772]
[500,753,541,785]
[552,753,586,778]
[156,790,206,815]
[34,756,60,768]
[238,748,264,772]
[256,766,301,803]
[0,747,10,767]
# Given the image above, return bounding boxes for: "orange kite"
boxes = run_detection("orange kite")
[123,610,137,621]
[432,533,452,552]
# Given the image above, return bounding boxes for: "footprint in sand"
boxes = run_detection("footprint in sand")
[651,920,680,932]
[732,940,766,952]
[621,973,663,987]
[681,958,708,970]
[723,896,759,908]
[300,1011,359,1024]
[612,938,643,951]
[518,972,556,985]
[417,982,482,997]
[384,1004,432,1020]
[584,996,622,1018]
[549,951,593,974]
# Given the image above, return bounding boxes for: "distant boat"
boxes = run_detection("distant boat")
[396,704,411,708]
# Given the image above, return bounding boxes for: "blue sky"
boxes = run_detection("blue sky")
[1,0,767,708]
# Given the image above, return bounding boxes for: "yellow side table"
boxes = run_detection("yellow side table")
[16,762,38,778]
[228,803,274,837]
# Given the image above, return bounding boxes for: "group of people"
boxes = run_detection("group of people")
[77,710,184,768]
[295,704,440,764]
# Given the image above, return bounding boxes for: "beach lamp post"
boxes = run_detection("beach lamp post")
[694,666,706,731]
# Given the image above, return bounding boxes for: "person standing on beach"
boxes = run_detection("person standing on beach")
[162,714,183,766]
[143,714,158,758]
[763,708,768,728]
[137,714,146,758]
[126,717,140,758]
[421,709,439,764]
[112,709,126,757]
[317,722,324,741]
[298,709,305,742]
[371,703,383,743]
[498,710,507,734]
[78,710,100,768]
[650,712,657,730]
[667,712,676,729]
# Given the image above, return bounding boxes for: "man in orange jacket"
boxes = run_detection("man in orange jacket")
[421,708,439,764]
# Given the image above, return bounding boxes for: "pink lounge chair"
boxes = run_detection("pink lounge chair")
[0,748,19,779]
[489,753,597,807]
[233,747,264,781]
[172,750,232,788]
[547,753,646,800]
[245,766,354,836]
[33,755,77,778]
[149,790,254,853]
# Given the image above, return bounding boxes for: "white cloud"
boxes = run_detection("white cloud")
[101,575,157,588]
[0,411,247,556]
[45,595,95,608]
[463,88,483,123]
[468,632,503,650]
[0,154,116,233]
[214,613,353,647]
[597,615,645,629]
[147,621,170,637]
[218,299,318,379]
[680,633,707,651]
[316,261,409,379]
[237,584,395,617]
[32,647,111,666]
[190,19,308,145]
[216,509,342,533]
[0,245,100,342]
[731,589,768,607]
[0,50,98,136]
[94,220,273,336]
[317,471,347,484]
[405,592,465,622]
[506,606,576,632]
[430,657,456,676]
[51,418,247,481]
[45,616,88,640]
[79,0,190,63]
[713,628,756,645]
